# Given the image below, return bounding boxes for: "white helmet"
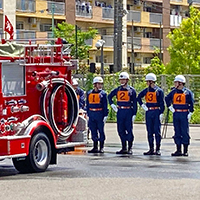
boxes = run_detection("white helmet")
[119,72,129,80]
[72,79,78,86]
[174,75,186,83]
[145,73,157,81]
[93,77,103,84]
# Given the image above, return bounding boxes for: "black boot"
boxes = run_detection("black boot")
[88,141,99,153]
[171,144,182,156]
[183,144,188,156]
[155,144,161,156]
[127,141,133,155]
[116,141,127,154]
[143,148,154,155]
[99,141,104,153]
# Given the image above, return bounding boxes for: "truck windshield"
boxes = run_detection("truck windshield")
[2,63,25,96]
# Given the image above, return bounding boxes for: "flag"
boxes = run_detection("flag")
[4,15,14,39]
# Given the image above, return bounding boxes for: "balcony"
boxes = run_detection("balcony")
[16,0,35,12]
[150,13,162,24]
[85,39,93,46]
[188,0,200,3]
[150,38,163,50]
[102,7,114,20]
[76,4,92,18]
[170,15,182,26]
[16,30,36,39]
[0,0,2,9]
[127,37,142,50]
[47,1,65,15]
[170,0,183,2]
[127,10,141,23]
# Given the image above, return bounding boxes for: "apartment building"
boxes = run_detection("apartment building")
[0,0,198,70]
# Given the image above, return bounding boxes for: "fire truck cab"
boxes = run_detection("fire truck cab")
[0,38,87,173]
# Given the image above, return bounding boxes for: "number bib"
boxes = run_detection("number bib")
[117,91,130,102]
[145,92,157,103]
[88,93,101,104]
[173,93,186,105]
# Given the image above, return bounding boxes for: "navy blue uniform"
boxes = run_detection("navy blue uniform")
[108,86,137,149]
[86,89,108,142]
[75,87,85,109]
[165,87,194,145]
[137,86,165,150]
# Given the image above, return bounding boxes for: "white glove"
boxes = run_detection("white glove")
[159,114,164,122]
[111,104,118,112]
[187,112,193,122]
[103,116,108,123]
[168,105,175,113]
[141,104,148,111]
[132,115,136,123]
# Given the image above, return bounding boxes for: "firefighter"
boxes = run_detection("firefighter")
[165,75,194,156]
[86,77,108,153]
[108,72,137,155]
[137,73,165,155]
[72,79,85,109]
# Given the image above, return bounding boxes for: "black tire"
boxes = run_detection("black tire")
[12,157,32,173]
[13,133,52,173]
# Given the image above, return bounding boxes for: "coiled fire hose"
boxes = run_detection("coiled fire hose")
[39,78,79,141]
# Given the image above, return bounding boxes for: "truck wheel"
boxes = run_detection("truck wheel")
[13,133,52,173]
[29,133,52,172]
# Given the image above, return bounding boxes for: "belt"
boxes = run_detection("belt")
[89,108,103,111]
[175,109,188,112]
[118,106,131,109]
[148,107,159,110]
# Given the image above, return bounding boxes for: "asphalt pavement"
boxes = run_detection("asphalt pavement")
[0,123,200,200]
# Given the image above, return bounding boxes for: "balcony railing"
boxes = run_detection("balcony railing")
[102,7,114,20]
[76,5,92,18]
[85,39,93,46]
[16,0,35,12]
[0,0,2,9]
[127,11,141,23]
[127,37,142,50]
[47,2,65,15]
[170,0,183,2]
[16,30,36,39]
[150,13,162,24]
[150,38,163,50]
[102,35,114,47]
[170,15,182,27]
[188,0,200,3]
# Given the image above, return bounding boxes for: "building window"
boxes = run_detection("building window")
[16,21,24,29]
[40,24,52,32]
[143,57,152,64]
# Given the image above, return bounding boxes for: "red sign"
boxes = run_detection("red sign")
[4,15,14,39]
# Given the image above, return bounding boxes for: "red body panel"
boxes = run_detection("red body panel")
[0,38,79,159]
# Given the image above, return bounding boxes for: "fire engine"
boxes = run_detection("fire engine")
[0,38,87,173]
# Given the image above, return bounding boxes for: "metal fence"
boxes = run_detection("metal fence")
[73,74,200,103]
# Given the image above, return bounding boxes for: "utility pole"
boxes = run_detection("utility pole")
[51,3,55,38]
[159,21,162,62]
[75,25,78,59]
[117,0,123,72]
[100,36,104,76]
[131,20,135,74]
[113,0,118,72]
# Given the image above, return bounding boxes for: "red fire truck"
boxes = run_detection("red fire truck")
[0,38,87,173]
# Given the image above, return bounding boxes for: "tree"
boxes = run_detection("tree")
[167,7,200,74]
[145,50,165,75]
[53,22,98,61]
